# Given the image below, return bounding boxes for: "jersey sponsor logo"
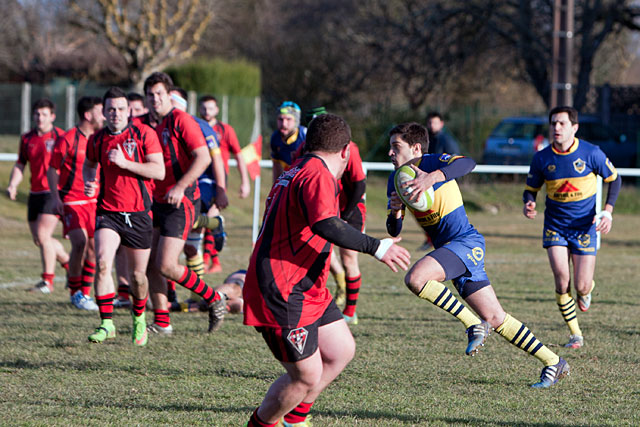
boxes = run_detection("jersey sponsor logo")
[287,327,309,355]
[543,228,561,244]
[573,158,586,174]
[162,128,171,146]
[578,233,591,247]
[547,164,556,172]
[123,139,137,157]
[466,247,484,266]
[45,138,55,152]
[275,166,300,188]
[553,180,582,200]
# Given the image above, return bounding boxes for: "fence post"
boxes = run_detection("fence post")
[221,95,229,124]
[66,85,76,129]
[187,90,197,116]
[21,82,31,134]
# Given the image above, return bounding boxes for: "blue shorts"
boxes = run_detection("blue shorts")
[437,232,490,298]
[198,178,217,212]
[542,224,597,255]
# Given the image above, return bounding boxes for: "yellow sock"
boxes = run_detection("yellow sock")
[193,215,221,230]
[186,254,205,279]
[556,292,582,336]
[496,313,559,366]
[418,280,480,328]
[333,271,346,293]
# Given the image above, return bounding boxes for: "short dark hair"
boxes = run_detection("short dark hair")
[77,96,102,120]
[127,92,144,103]
[143,72,174,95]
[171,86,188,100]
[426,111,442,121]
[199,95,218,105]
[32,98,55,114]
[549,106,578,125]
[389,122,430,153]
[305,114,351,153]
[102,87,128,105]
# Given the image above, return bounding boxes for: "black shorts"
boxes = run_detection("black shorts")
[341,202,366,232]
[27,192,57,222]
[96,210,153,249]
[152,198,200,240]
[256,300,344,363]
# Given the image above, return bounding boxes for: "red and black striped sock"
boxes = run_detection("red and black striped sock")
[247,408,277,427]
[81,260,96,296]
[61,262,69,272]
[68,276,82,295]
[342,275,361,317]
[132,296,147,317]
[283,401,314,424]
[96,293,115,321]
[176,266,220,305]
[117,283,130,300]
[203,230,214,261]
[42,273,55,286]
[154,309,170,328]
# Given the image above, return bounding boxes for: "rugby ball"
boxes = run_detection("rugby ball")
[394,165,434,212]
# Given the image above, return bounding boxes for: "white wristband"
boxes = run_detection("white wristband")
[374,238,394,260]
[596,211,612,221]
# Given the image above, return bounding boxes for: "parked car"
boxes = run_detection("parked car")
[482,115,634,167]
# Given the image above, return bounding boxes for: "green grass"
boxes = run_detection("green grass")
[1,170,639,425]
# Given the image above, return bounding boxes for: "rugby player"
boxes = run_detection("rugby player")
[269,101,307,184]
[387,122,568,388]
[523,106,620,349]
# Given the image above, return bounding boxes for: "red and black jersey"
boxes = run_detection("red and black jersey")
[153,108,206,202]
[50,127,97,203]
[339,141,366,213]
[18,127,63,193]
[87,122,161,213]
[212,121,241,174]
[243,154,340,328]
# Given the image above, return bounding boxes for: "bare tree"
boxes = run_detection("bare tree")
[68,0,214,89]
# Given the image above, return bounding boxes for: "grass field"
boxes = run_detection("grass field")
[1,150,639,425]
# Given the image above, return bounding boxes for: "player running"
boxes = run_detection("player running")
[523,106,620,349]
[83,87,165,346]
[387,122,569,388]
[244,114,410,426]
[7,99,69,293]
[47,96,104,310]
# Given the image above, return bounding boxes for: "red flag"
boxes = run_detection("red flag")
[241,135,262,180]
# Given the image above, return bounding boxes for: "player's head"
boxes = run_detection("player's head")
[127,92,147,117]
[388,122,429,169]
[306,113,351,154]
[31,98,56,133]
[170,87,188,112]
[549,106,579,145]
[277,101,301,136]
[305,106,327,125]
[77,96,105,131]
[198,95,219,122]
[426,111,444,134]
[144,72,174,117]
[102,87,129,133]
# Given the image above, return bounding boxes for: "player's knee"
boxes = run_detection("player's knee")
[404,269,424,295]
[96,259,109,276]
[159,262,178,279]
[130,270,148,287]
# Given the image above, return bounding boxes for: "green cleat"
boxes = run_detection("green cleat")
[343,312,358,325]
[88,320,116,343]
[132,312,148,346]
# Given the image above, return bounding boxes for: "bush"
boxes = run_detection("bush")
[166,58,260,97]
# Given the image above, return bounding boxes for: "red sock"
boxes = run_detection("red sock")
[342,275,361,317]
[42,273,55,286]
[176,267,220,305]
[168,280,176,292]
[283,401,314,424]
[61,262,69,272]
[96,293,115,320]
[203,231,214,262]
[81,260,96,296]
[117,283,130,300]
[154,309,170,327]
[247,408,277,427]
[132,296,148,317]
[68,276,82,295]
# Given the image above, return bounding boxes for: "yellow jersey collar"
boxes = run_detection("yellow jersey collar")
[552,137,579,155]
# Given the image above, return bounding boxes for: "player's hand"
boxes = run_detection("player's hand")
[6,185,17,200]
[52,196,64,216]
[389,191,404,211]
[215,185,229,209]
[403,165,437,202]
[84,180,97,198]
[108,144,128,169]
[166,184,185,208]
[594,211,613,234]
[375,237,411,272]
[239,181,251,199]
[523,201,537,219]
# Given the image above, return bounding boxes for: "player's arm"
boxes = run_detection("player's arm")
[594,174,621,234]
[46,167,64,215]
[522,156,544,220]
[6,162,25,200]
[404,156,475,203]
[272,161,284,184]
[386,192,404,237]
[522,189,538,219]
[312,217,410,272]
[166,145,211,208]
[209,148,229,209]
[109,145,165,180]
[83,157,98,198]
[234,152,251,199]
[341,179,366,222]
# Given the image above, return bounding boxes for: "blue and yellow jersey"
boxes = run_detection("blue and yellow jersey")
[387,154,477,248]
[270,125,307,170]
[525,138,617,230]
[194,116,222,182]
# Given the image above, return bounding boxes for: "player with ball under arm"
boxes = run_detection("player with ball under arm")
[387,122,569,388]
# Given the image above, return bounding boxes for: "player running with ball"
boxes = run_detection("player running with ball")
[387,122,569,388]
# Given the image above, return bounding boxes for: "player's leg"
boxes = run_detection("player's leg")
[329,249,346,307]
[67,228,97,310]
[147,228,172,334]
[124,246,151,346]
[548,245,583,347]
[88,227,120,342]
[82,237,96,296]
[340,247,360,323]
[114,248,132,308]
[572,253,596,312]
[30,213,61,291]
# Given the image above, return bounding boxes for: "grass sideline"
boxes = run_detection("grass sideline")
[1,164,640,425]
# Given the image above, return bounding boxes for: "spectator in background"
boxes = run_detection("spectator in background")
[426,112,461,155]
[6,99,69,293]
[269,101,307,184]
